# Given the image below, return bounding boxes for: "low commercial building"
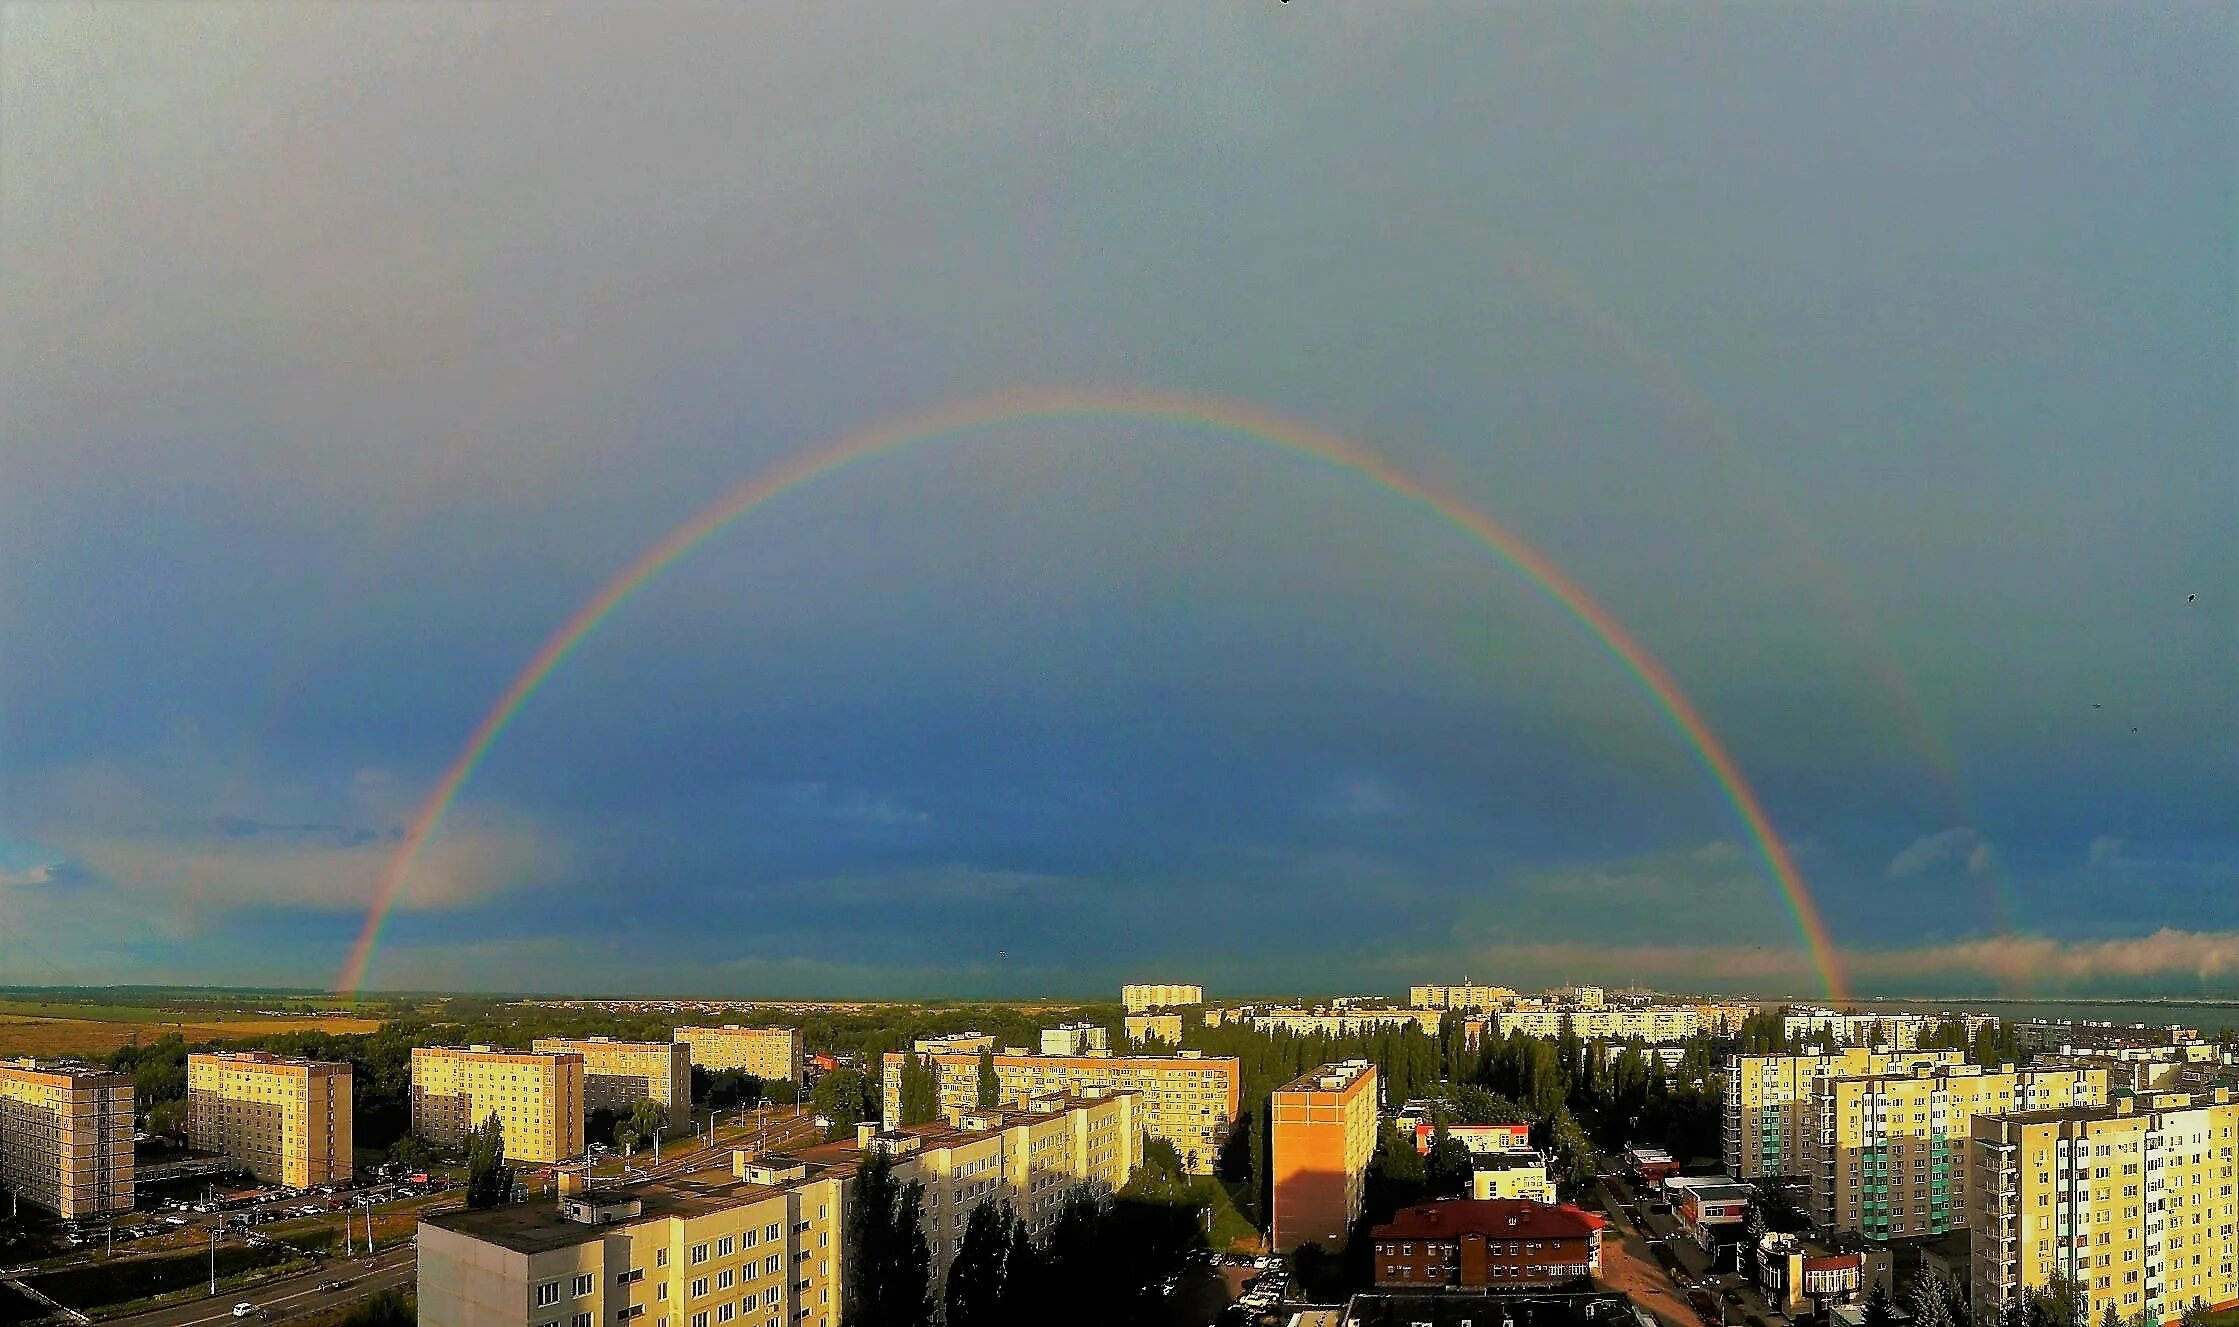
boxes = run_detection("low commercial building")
[880,1048,1239,1173]
[0,1059,132,1219]
[1270,1061,1380,1253]
[531,1038,692,1131]
[674,1026,803,1085]
[186,1051,353,1188]
[1123,1013,1183,1047]
[411,1046,586,1164]
[1370,1199,1605,1289]
[1409,984,1519,1013]
[910,1032,994,1056]
[1666,1177,1752,1252]
[1723,1049,1970,1180]
[1623,1146,1680,1187]
[1121,983,1204,1014]
[1755,1233,1891,1318]
[1469,1152,1554,1203]
[1410,1121,1532,1157]
[1969,1088,2239,1327]
[1038,1023,1109,1057]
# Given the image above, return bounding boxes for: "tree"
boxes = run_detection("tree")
[898,1053,941,1126]
[813,1068,876,1141]
[617,1097,668,1155]
[1424,1122,1474,1199]
[1910,1269,1960,1327]
[1865,1282,1898,1327]
[842,1150,932,1327]
[333,1290,414,1327]
[976,1048,1001,1109]
[144,1098,186,1139]
[386,1135,437,1172]
[944,1200,1029,1327]
[465,1113,513,1209]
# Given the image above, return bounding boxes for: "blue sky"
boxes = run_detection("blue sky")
[2,4,2233,997]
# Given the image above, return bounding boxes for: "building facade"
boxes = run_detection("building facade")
[673,1027,802,1085]
[0,1060,133,1219]
[1970,1089,2239,1327]
[1120,984,1204,1014]
[532,1038,692,1129]
[186,1051,353,1188]
[1123,1014,1183,1047]
[1371,1199,1604,1289]
[412,1047,587,1165]
[1270,1061,1380,1253]
[1248,1010,1443,1038]
[1805,1062,2108,1241]
[1037,1024,1109,1057]
[1470,1153,1554,1203]
[880,1049,1239,1173]
[1495,1007,1701,1042]
[1724,1049,1971,1180]
[1409,985,1519,1013]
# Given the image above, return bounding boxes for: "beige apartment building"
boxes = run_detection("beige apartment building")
[1725,1049,1970,1180]
[532,1038,691,1130]
[882,1049,1239,1173]
[186,1051,353,1189]
[1270,1061,1380,1253]
[413,1047,586,1165]
[1497,1006,1700,1042]
[1971,1089,2238,1327]
[418,1092,1137,1327]
[1120,984,1204,1014]
[1124,1013,1184,1047]
[1805,1062,2108,1241]
[674,1027,802,1085]
[1409,984,1519,1012]
[0,1060,133,1219]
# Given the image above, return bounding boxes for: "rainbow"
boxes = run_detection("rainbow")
[339,388,1849,999]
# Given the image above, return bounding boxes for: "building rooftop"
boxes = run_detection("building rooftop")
[421,1167,812,1255]
[1275,1060,1375,1095]
[1373,1199,1605,1242]
[0,1058,131,1083]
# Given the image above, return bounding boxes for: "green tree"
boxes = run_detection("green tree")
[813,1068,876,1141]
[464,1113,513,1209]
[386,1135,437,1172]
[842,1150,932,1327]
[617,1097,669,1155]
[333,1290,414,1327]
[144,1098,186,1139]
[944,1200,1029,1327]
[897,1053,941,1127]
[975,1048,1001,1109]
[1423,1121,1474,1199]
[1865,1282,1898,1327]
[1910,1269,1960,1327]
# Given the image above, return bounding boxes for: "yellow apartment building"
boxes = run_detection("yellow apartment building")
[1120,984,1204,1014]
[1269,1061,1380,1252]
[1496,1006,1702,1042]
[417,1092,1137,1327]
[413,1046,586,1165]
[1970,1088,2238,1327]
[1124,1014,1184,1047]
[673,1027,802,1085]
[1806,1062,2107,1241]
[186,1051,353,1189]
[1725,1049,1970,1180]
[532,1038,692,1130]
[882,1049,1238,1173]
[0,1059,133,1219]
[1409,984,1519,1013]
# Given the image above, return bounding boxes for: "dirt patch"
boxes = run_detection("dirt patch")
[0,1016,381,1059]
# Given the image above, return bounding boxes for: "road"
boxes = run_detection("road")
[100,1245,416,1327]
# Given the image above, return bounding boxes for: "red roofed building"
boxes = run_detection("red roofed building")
[1371,1199,1605,1289]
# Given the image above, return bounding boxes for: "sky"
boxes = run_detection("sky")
[2,3,2233,999]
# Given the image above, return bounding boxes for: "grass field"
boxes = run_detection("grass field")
[26,1243,307,1313]
[0,1003,381,1059]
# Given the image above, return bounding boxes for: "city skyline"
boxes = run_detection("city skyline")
[4,5,2233,997]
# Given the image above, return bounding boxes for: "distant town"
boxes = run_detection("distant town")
[0,983,2231,1327]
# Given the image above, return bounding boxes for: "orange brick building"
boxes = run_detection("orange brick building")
[1270,1060,1379,1253]
[1372,1199,1606,1289]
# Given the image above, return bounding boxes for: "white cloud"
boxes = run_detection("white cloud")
[1886,827,1985,879]
[0,862,62,887]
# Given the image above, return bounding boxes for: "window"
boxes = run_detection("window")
[765,1255,781,1276]
[767,1223,781,1242]
[717,1271,735,1291]
[691,1245,709,1265]
[717,1237,734,1257]
[691,1279,709,1299]
[575,1275,595,1297]
[691,1316,708,1327]
[574,1315,593,1327]
[716,1307,734,1325]
[538,1283,563,1308]
[657,1250,669,1267]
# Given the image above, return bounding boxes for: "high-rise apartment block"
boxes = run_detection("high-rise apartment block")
[0,1059,132,1219]
[418,1092,1137,1327]
[1725,1049,1969,1180]
[1409,985,1519,1012]
[1038,1023,1109,1056]
[1803,1063,2107,1241]
[881,1049,1238,1173]
[532,1038,692,1129]
[186,1051,353,1189]
[674,1026,803,1085]
[412,1046,586,1164]
[1970,1089,2239,1327]
[1270,1061,1380,1253]
[1497,1006,1700,1042]
[1121,984,1204,1014]
[1124,1014,1183,1047]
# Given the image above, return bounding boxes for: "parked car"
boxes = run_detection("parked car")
[232,1305,257,1318]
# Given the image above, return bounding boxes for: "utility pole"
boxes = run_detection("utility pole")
[364,1200,375,1254]
[210,1225,218,1295]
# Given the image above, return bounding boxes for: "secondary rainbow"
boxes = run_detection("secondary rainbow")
[339,387,1848,999]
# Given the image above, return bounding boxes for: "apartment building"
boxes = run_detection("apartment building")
[186,1051,353,1189]
[418,1092,1137,1327]
[1782,1009,1940,1050]
[0,1060,133,1219]
[911,1033,995,1056]
[412,1046,587,1164]
[1805,1062,2108,1241]
[1124,1014,1183,1047]
[532,1038,692,1130]
[1724,1049,1970,1180]
[1270,1061,1380,1253]
[1470,1152,1554,1203]
[1120,984,1204,1014]
[1371,1199,1605,1289]
[1496,1006,1700,1043]
[880,1049,1239,1173]
[673,1027,802,1085]
[1249,1009,1443,1038]
[1038,1024,1109,1056]
[1970,1089,2239,1327]
[1409,984,1519,1013]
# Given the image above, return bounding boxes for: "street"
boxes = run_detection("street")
[99,1245,417,1327]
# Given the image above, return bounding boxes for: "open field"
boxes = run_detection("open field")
[0,1003,382,1059]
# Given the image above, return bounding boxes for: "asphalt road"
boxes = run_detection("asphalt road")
[101,1245,417,1327]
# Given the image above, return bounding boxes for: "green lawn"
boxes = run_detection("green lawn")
[2195,1311,2239,1327]
[27,1243,307,1312]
